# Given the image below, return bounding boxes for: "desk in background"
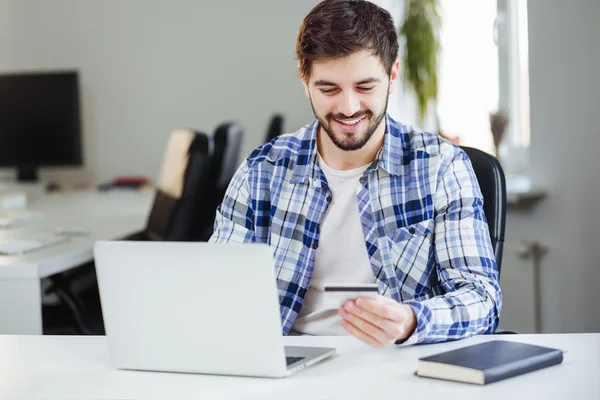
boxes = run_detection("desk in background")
[0,333,597,399]
[0,188,153,334]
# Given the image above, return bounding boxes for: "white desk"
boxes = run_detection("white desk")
[0,333,597,399]
[0,189,153,334]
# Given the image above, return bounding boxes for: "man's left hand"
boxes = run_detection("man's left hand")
[338,296,417,348]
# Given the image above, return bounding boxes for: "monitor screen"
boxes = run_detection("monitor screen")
[0,71,82,171]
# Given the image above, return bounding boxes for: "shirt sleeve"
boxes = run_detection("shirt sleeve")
[402,149,503,344]
[208,161,256,244]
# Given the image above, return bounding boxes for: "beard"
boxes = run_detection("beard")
[309,93,388,152]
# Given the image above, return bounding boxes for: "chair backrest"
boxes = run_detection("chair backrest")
[460,146,507,276]
[144,129,211,241]
[195,121,245,241]
[212,121,245,191]
[265,114,284,143]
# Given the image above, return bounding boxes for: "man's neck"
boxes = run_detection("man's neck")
[317,121,385,171]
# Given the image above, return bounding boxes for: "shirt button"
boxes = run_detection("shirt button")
[408,227,416,234]
[312,242,319,249]
[326,195,332,203]
[360,177,367,184]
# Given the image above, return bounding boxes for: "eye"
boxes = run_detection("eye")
[357,86,375,92]
[319,88,338,94]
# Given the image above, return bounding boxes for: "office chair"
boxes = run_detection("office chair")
[460,146,507,276]
[265,114,284,143]
[460,146,513,335]
[43,129,212,335]
[212,122,244,194]
[141,129,212,241]
[197,121,245,241]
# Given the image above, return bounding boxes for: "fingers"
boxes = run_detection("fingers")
[340,300,405,346]
[340,319,383,348]
[338,307,389,347]
[354,296,406,322]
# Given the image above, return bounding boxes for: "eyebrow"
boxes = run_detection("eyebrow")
[313,77,381,86]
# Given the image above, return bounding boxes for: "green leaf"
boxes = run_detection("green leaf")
[399,0,441,122]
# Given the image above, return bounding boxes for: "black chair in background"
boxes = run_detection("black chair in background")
[139,129,212,241]
[42,129,212,335]
[460,146,506,276]
[197,122,245,241]
[265,114,284,143]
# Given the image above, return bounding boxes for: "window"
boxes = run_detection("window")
[495,0,531,177]
[437,0,530,176]
[378,0,531,178]
[436,0,499,155]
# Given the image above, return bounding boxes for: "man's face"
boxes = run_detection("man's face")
[302,50,399,151]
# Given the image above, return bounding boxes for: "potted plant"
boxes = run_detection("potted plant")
[399,0,442,127]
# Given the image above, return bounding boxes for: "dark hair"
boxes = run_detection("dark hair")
[296,0,399,81]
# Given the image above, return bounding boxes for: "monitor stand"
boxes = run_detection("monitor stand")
[16,166,39,182]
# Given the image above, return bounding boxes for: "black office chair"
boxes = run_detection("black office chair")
[197,121,245,241]
[140,129,212,241]
[460,146,513,335]
[42,129,213,335]
[460,146,506,276]
[265,114,284,143]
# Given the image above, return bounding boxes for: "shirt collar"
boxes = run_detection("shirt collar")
[374,115,412,177]
[290,114,410,186]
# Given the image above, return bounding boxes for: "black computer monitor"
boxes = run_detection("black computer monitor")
[0,70,83,182]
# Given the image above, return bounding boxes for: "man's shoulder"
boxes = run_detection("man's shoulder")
[388,117,462,161]
[245,123,314,169]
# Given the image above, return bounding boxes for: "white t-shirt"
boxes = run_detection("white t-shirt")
[291,154,375,335]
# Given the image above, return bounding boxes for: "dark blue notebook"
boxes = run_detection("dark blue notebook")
[416,340,564,385]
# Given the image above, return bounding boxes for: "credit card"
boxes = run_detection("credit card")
[324,283,379,292]
[324,283,379,308]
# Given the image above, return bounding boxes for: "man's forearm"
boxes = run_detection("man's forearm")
[403,277,502,344]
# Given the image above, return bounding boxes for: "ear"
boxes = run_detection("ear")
[299,65,310,98]
[388,60,401,94]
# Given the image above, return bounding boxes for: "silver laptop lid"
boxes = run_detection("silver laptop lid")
[94,241,288,377]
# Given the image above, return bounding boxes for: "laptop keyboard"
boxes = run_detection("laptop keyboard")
[286,356,305,366]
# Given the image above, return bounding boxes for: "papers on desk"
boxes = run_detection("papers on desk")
[0,210,44,229]
[0,233,68,255]
[0,190,27,210]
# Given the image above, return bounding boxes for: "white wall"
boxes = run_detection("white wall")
[0,0,320,184]
[504,0,600,333]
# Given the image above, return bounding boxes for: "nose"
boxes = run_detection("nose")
[336,91,361,118]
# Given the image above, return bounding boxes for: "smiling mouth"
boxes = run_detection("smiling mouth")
[333,116,366,127]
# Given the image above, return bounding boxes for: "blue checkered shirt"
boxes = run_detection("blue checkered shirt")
[209,115,502,343]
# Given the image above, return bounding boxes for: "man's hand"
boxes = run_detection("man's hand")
[338,296,417,348]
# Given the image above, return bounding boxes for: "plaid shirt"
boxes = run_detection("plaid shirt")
[209,115,502,343]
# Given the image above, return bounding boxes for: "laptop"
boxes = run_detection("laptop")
[93,241,336,378]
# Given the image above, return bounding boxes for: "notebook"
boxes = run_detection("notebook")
[416,340,564,385]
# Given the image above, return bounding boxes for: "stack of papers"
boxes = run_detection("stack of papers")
[0,210,44,229]
[0,190,27,210]
[0,233,68,255]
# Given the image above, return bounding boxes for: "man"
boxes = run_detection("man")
[210,0,502,347]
